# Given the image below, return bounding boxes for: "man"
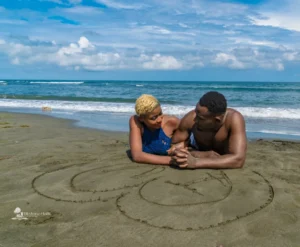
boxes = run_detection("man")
[170,91,247,169]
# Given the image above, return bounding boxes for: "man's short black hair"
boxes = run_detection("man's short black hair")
[199,91,227,114]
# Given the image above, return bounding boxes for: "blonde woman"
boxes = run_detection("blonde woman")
[129,94,180,165]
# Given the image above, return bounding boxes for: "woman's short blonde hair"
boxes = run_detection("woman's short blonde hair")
[135,94,160,116]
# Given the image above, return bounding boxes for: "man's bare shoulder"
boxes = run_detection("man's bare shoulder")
[226,108,245,128]
[179,110,195,130]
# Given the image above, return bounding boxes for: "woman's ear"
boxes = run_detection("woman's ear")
[138,116,144,122]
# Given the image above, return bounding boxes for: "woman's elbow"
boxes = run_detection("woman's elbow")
[131,151,143,163]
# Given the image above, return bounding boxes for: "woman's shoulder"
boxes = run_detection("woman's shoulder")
[129,115,143,129]
[163,115,180,129]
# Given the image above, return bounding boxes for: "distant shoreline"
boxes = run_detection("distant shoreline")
[1,110,299,142]
[1,79,300,83]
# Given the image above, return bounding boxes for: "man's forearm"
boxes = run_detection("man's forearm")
[190,150,219,159]
[191,154,245,169]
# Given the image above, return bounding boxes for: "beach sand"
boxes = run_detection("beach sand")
[0,112,299,247]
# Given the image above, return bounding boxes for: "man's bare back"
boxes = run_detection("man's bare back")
[171,91,247,169]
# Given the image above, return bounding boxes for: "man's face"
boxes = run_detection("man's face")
[140,105,163,130]
[194,103,223,131]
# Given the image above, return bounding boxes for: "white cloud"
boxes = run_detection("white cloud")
[141,25,171,35]
[69,0,82,4]
[142,54,183,70]
[183,55,204,68]
[40,0,63,4]
[229,37,279,48]
[283,52,299,61]
[202,19,246,27]
[0,19,27,25]
[277,63,284,71]
[0,36,298,72]
[191,1,248,17]
[40,0,82,5]
[95,0,148,10]
[0,40,33,57]
[250,14,300,32]
[8,43,32,56]
[258,59,284,71]
[223,30,238,35]
[63,6,102,14]
[11,57,20,65]
[212,48,287,71]
[78,36,92,49]
[178,23,189,28]
[56,52,122,69]
[57,36,94,55]
[249,0,300,32]
[213,53,245,69]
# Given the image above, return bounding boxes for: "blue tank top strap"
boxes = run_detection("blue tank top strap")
[142,124,172,155]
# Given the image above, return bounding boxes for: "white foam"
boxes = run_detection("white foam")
[0,99,300,120]
[257,129,300,136]
[136,84,144,87]
[236,107,300,120]
[30,81,84,85]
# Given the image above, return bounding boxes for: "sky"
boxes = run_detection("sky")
[0,0,300,81]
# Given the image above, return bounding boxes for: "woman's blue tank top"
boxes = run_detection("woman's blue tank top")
[142,125,171,155]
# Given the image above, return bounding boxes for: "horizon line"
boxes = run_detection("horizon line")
[1,79,299,83]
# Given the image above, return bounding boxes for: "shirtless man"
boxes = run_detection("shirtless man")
[170,91,247,169]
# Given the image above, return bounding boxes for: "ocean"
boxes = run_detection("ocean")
[0,80,299,140]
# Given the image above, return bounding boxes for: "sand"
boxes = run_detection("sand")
[0,112,299,247]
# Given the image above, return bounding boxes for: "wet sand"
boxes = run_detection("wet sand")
[0,112,299,247]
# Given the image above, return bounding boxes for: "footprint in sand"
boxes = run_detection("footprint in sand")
[0,155,12,161]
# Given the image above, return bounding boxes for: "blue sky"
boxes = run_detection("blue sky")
[0,0,300,81]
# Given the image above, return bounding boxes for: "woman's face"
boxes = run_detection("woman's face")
[140,105,163,130]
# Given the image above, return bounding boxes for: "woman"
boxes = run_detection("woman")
[129,94,180,165]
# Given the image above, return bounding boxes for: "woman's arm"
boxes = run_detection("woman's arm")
[129,116,171,165]
[164,115,188,155]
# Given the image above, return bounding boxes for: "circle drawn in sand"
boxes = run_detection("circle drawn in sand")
[32,154,165,203]
[139,171,232,206]
[116,171,274,231]
[71,166,165,193]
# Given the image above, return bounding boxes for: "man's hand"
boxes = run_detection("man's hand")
[167,142,185,155]
[171,148,197,169]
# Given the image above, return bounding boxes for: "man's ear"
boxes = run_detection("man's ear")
[215,115,222,122]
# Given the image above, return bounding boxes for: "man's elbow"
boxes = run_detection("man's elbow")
[233,156,245,168]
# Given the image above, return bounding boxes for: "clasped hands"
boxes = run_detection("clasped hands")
[167,144,196,169]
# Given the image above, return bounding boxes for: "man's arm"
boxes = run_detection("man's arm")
[175,112,247,169]
[129,116,171,165]
[171,111,194,144]
[167,111,193,155]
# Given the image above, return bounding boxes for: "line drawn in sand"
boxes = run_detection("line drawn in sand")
[31,152,274,231]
